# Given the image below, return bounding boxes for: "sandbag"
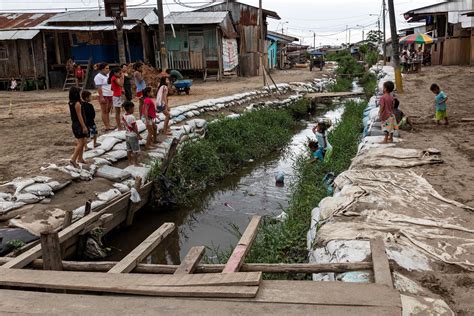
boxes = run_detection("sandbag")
[97,188,122,202]
[104,150,128,161]
[95,165,131,182]
[14,193,44,204]
[83,148,106,160]
[46,180,71,192]
[124,165,151,185]
[22,183,53,197]
[113,183,131,193]
[97,136,121,152]
[92,157,112,166]
[0,201,26,215]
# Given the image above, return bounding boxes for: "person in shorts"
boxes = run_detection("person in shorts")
[430,83,449,125]
[81,90,100,151]
[68,86,88,168]
[122,101,141,166]
[379,81,398,143]
[133,62,146,118]
[109,67,124,130]
[393,98,413,131]
[94,63,113,130]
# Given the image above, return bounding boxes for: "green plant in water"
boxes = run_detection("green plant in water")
[328,77,353,92]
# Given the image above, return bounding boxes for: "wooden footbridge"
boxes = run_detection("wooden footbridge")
[0,214,402,315]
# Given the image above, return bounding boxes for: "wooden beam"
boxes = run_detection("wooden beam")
[222,216,261,273]
[108,223,175,274]
[30,40,39,90]
[62,210,73,228]
[2,195,130,269]
[371,238,393,288]
[0,269,260,298]
[41,32,49,89]
[54,32,61,64]
[40,231,62,271]
[174,246,205,275]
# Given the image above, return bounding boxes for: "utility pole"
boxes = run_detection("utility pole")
[157,0,168,70]
[387,0,403,92]
[116,18,126,65]
[383,0,387,65]
[259,0,267,86]
[345,25,348,45]
[313,32,316,49]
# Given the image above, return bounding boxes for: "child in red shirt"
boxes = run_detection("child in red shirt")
[142,87,157,149]
[379,81,398,143]
[108,68,124,130]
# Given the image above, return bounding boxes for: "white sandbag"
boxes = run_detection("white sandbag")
[14,193,43,204]
[46,180,71,192]
[136,119,146,133]
[97,188,122,202]
[148,151,165,160]
[124,165,151,185]
[32,176,52,183]
[83,148,105,160]
[130,188,141,203]
[97,136,121,152]
[113,182,131,193]
[0,192,11,200]
[104,130,126,141]
[95,165,131,182]
[72,200,106,219]
[92,157,112,166]
[0,201,26,215]
[22,183,53,197]
[105,150,128,161]
[6,178,35,196]
[112,142,127,151]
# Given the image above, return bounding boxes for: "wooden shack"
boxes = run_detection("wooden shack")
[151,11,237,80]
[0,13,56,90]
[195,1,281,76]
[266,31,298,70]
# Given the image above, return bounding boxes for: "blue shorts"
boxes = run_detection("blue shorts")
[88,124,98,138]
[315,148,326,161]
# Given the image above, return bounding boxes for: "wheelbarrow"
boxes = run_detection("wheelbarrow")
[173,79,193,95]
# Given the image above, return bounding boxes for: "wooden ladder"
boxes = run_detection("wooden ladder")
[63,70,79,91]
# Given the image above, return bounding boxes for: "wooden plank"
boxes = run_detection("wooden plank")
[108,223,175,274]
[304,91,365,99]
[0,269,261,298]
[62,210,73,228]
[371,238,394,288]
[461,117,474,122]
[0,289,401,315]
[40,231,62,271]
[223,215,261,273]
[174,246,205,275]
[2,195,131,269]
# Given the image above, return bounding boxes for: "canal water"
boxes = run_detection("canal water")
[105,105,345,264]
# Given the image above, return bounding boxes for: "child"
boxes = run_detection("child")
[430,83,449,125]
[121,101,141,166]
[81,90,100,151]
[142,87,158,149]
[379,81,398,143]
[133,62,146,118]
[121,63,133,102]
[393,98,413,131]
[109,67,124,130]
[68,86,88,168]
[309,121,332,163]
[156,76,172,136]
[9,78,17,91]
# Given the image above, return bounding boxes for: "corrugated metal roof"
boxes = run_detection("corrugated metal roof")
[0,29,39,40]
[159,11,229,25]
[36,24,137,31]
[0,13,56,30]
[267,31,298,43]
[47,7,155,23]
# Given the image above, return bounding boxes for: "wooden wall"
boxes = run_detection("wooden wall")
[442,37,471,65]
[0,35,45,79]
[471,29,474,65]
[0,41,19,79]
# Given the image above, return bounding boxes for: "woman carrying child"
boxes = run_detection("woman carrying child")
[156,76,172,136]
[379,81,398,143]
[142,87,158,149]
[68,87,88,168]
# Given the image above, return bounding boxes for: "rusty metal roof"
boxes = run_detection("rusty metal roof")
[0,13,56,30]
[161,12,229,25]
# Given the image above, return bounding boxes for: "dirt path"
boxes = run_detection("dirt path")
[396,65,474,208]
[0,67,330,182]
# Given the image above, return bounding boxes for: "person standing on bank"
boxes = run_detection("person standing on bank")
[121,64,133,102]
[109,67,124,130]
[68,86,88,168]
[133,62,146,118]
[94,63,114,131]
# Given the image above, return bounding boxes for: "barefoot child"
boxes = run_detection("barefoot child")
[379,81,398,143]
[109,67,124,130]
[68,87,88,167]
[309,120,332,163]
[142,87,157,149]
[156,76,172,136]
[393,98,413,131]
[81,90,100,151]
[430,83,449,125]
[122,101,142,166]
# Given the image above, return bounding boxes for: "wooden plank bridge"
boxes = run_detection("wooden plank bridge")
[0,212,402,314]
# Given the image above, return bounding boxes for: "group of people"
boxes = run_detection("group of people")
[68,62,174,167]
[306,79,448,162]
[400,46,431,73]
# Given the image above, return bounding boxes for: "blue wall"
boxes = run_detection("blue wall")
[268,41,278,69]
[72,43,144,64]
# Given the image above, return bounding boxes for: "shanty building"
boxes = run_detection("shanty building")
[195,0,281,76]
[266,31,298,70]
[0,13,56,90]
[150,11,238,80]
[404,0,474,66]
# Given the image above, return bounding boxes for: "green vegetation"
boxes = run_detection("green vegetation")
[160,106,312,202]
[244,100,367,276]
[328,77,353,92]
[360,72,378,99]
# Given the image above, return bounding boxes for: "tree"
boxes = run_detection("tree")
[366,30,383,44]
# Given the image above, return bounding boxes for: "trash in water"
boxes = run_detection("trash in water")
[275,170,285,184]
[224,202,236,211]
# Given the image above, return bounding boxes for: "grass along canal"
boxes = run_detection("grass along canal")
[104,97,363,265]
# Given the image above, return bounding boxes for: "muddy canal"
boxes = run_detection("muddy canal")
[105,106,345,264]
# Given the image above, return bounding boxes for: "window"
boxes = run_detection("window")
[0,45,8,60]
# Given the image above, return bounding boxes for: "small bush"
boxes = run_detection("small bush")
[360,72,378,99]
[335,56,365,77]
[328,77,353,92]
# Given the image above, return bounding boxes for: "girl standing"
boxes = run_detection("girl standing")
[133,62,146,118]
[142,87,157,149]
[93,63,114,131]
[109,67,124,131]
[121,63,133,102]
[156,76,172,136]
[68,86,88,168]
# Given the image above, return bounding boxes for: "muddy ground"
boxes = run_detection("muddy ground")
[0,67,330,182]
[397,65,474,315]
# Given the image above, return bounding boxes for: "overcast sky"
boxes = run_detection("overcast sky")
[0,0,438,45]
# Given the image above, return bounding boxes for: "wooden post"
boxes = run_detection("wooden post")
[63,210,73,228]
[30,40,39,90]
[140,23,149,63]
[174,246,205,275]
[222,216,261,273]
[108,222,175,273]
[156,0,169,70]
[41,32,49,89]
[125,31,131,63]
[40,230,63,271]
[371,238,393,288]
[84,200,92,216]
[216,28,223,81]
[54,32,61,64]
[258,0,267,85]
